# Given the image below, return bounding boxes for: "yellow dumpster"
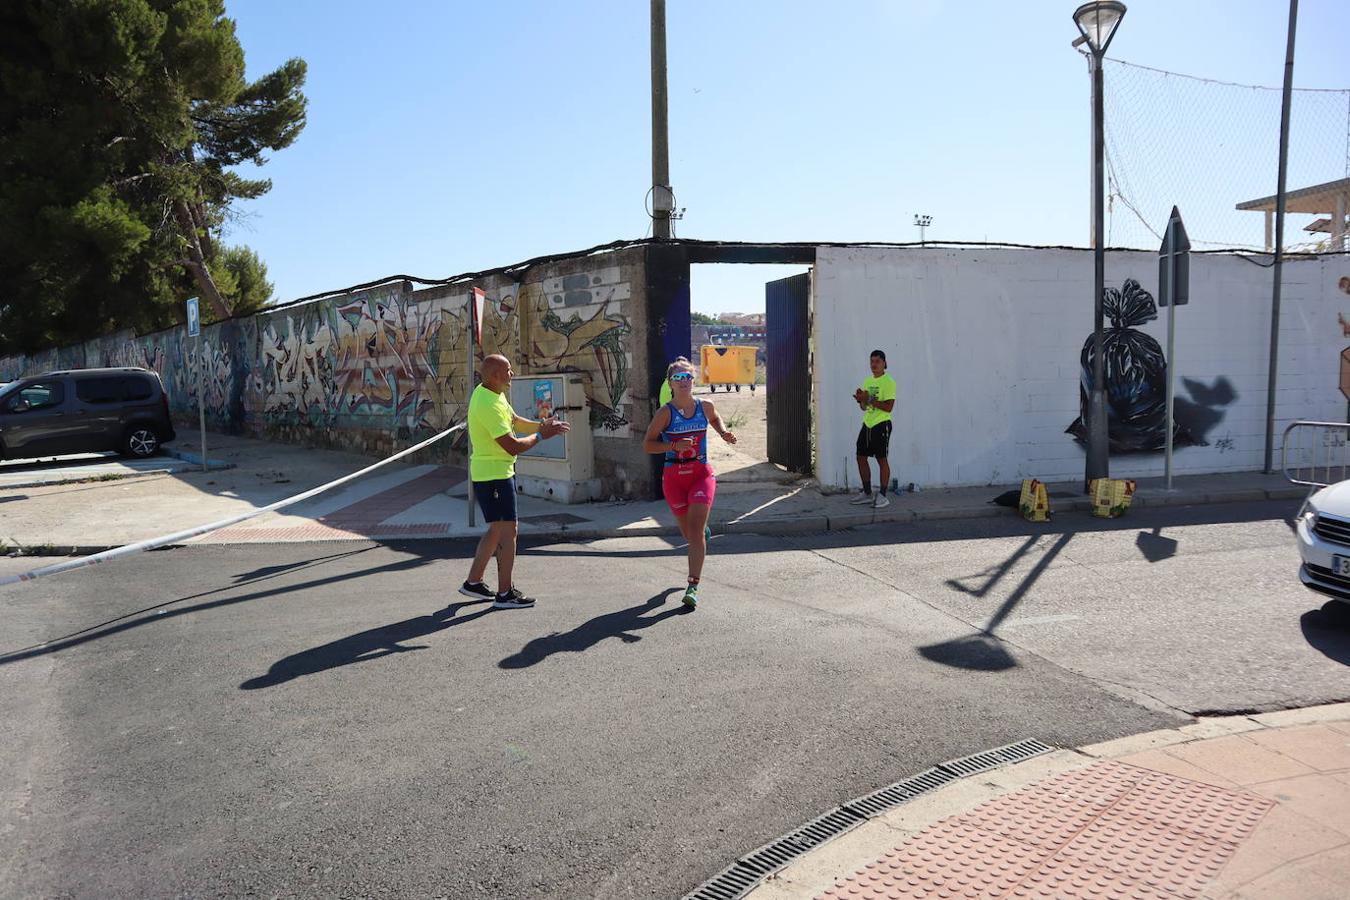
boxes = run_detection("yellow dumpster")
[700,344,758,393]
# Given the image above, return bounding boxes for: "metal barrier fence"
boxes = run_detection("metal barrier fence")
[1281,421,1350,488]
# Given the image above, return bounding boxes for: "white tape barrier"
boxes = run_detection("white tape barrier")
[0,424,466,588]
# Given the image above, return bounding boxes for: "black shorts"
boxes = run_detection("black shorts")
[473,477,518,523]
[856,421,892,459]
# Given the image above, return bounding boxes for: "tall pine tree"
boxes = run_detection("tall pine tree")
[0,0,305,354]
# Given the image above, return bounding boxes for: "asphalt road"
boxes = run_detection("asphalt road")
[3,500,1348,898]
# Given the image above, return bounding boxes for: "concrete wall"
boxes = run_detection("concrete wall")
[813,246,1350,489]
[0,245,657,498]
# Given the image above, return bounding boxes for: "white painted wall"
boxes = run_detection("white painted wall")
[812,246,1350,489]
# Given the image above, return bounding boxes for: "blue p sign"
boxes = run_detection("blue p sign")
[186,297,200,337]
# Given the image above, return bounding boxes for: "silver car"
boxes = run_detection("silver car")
[1295,481,1350,606]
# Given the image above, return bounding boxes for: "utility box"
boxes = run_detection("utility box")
[700,344,758,391]
[509,372,599,504]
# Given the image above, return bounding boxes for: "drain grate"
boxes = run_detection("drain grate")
[738,807,867,874]
[680,740,1056,900]
[936,738,1055,779]
[842,766,955,818]
[682,862,761,900]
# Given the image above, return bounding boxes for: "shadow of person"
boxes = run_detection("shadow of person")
[499,588,686,670]
[1300,601,1350,666]
[240,597,494,690]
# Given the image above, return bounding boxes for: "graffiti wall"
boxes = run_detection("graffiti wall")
[813,246,1350,488]
[0,246,652,496]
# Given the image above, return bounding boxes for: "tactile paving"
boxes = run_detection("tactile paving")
[818,761,1273,900]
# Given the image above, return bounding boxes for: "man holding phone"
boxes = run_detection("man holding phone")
[851,349,896,508]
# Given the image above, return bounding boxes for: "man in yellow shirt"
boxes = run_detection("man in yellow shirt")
[458,354,569,608]
[851,349,896,509]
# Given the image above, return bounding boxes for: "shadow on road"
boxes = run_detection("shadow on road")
[1135,527,1179,562]
[1300,601,1350,666]
[499,588,687,669]
[240,597,495,690]
[0,546,428,666]
[920,532,1074,673]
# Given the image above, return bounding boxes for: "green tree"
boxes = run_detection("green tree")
[0,0,305,355]
[209,245,273,320]
[691,311,720,326]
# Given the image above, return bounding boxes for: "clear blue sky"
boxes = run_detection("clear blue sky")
[225,1,1349,314]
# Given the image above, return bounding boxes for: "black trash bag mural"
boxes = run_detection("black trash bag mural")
[1066,278,1197,453]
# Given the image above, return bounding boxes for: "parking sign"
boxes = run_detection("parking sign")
[186,297,200,337]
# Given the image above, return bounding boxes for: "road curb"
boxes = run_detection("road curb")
[0,484,1305,557]
[159,445,234,470]
[0,468,177,491]
[739,701,1350,899]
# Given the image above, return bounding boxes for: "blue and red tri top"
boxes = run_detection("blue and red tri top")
[662,400,709,467]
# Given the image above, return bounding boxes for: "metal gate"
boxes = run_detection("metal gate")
[1282,420,1350,488]
[766,273,812,474]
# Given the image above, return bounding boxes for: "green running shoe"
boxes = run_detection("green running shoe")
[682,583,699,609]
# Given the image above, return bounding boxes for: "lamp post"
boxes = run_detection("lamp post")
[1073,1,1125,492]
[914,214,932,245]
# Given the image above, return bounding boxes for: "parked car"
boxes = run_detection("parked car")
[1295,481,1350,607]
[0,368,176,460]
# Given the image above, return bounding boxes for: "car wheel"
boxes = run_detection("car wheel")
[122,427,160,458]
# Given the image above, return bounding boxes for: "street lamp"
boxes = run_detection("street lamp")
[1073,1,1125,492]
[914,214,932,245]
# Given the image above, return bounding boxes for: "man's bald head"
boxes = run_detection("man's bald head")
[480,354,514,392]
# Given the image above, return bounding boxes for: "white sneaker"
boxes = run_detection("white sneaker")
[849,491,874,505]
[872,493,891,508]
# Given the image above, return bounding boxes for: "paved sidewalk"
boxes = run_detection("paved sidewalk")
[0,429,1311,552]
[745,703,1350,900]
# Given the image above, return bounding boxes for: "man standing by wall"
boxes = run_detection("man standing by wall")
[459,354,569,608]
[851,349,896,508]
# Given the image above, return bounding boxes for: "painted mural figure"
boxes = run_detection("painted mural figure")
[851,349,896,508]
[1067,278,1197,454]
[644,357,737,610]
[458,354,569,610]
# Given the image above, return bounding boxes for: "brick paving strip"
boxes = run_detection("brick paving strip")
[819,761,1272,900]
[210,466,464,542]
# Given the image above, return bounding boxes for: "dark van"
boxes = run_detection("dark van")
[0,368,177,460]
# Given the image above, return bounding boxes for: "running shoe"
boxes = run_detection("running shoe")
[872,493,891,509]
[682,583,699,609]
[458,580,495,600]
[849,491,874,505]
[493,587,536,609]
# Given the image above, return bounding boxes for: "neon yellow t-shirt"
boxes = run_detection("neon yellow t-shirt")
[659,379,673,406]
[860,373,896,429]
[469,384,516,481]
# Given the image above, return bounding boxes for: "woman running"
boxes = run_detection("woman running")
[644,357,736,608]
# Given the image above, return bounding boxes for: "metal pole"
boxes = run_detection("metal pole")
[196,335,207,472]
[1085,51,1110,491]
[650,0,671,239]
[1264,0,1298,473]
[1164,227,1175,490]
